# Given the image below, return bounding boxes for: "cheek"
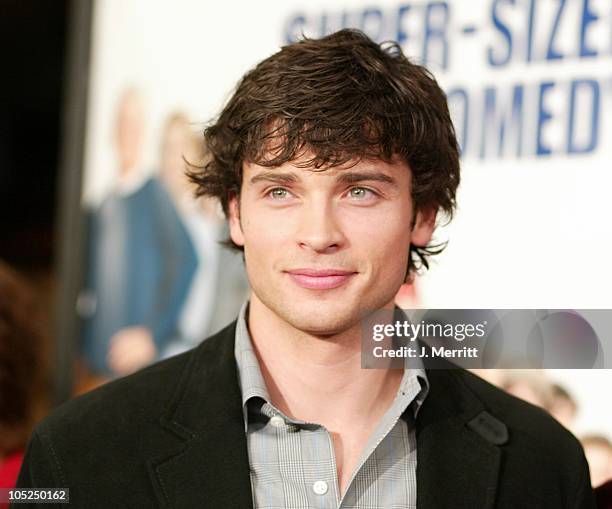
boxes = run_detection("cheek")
[342,205,412,264]
[239,203,293,265]
[252,216,293,244]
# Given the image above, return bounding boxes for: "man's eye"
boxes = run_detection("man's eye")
[267,187,291,199]
[348,187,375,199]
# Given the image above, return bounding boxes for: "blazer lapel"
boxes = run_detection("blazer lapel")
[416,368,502,509]
[147,322,254,509]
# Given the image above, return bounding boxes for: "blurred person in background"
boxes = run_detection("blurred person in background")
[0,261,47,492]
[581,435,612,488]
[78,89,198,388]
[499,372,581,434]
[158,112,249,358]
[500,369,554,408]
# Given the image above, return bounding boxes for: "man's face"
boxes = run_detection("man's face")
[229,155,436,336]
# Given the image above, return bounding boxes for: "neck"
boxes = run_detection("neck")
[247,295,403,429]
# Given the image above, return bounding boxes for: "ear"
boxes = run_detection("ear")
[411,206,437,247]
[228,194,245,247]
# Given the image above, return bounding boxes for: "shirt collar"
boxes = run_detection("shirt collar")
[234,301,270,409]
[233,301,429,426]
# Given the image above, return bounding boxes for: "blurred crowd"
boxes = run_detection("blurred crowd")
[472,369,612,490]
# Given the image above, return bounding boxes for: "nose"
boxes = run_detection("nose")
[296,195,345,254]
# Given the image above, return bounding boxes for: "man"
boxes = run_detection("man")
[16,30,594,508]
[78,90,198,383]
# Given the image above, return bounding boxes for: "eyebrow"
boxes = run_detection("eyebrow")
[249,170,397,186]
[336,171,397,186]
[249,172,298,185]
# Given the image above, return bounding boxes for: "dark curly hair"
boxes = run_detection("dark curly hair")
[190,29,460,276]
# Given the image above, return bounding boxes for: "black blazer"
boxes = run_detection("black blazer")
[15,320,595,508]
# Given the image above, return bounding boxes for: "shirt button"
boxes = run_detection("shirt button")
[269,415,285,428]
[312,480,328,495]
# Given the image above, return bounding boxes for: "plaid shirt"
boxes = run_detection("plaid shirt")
[234,302,429,509]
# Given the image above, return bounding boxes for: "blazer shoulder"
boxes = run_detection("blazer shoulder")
[36,320,237,441]
[37,349,193,439]
[452,369,585,462]
[18,322,240,501]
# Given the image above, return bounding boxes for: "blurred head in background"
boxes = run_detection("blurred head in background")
[160,112,199,201]
[581,435,612,487]
[501,369,553,409]
[160,112,222,221]
[0,261,47,458]
[547,383,577,430]
[115,88,146,177]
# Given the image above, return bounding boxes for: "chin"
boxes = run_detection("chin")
[287,310,357,336]
[282,293,372,335]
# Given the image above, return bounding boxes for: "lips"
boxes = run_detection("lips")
[285,268,357,290]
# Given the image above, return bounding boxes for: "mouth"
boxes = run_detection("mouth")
[285,268,358,290]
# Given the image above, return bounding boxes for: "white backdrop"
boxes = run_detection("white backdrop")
[83,0,612,437]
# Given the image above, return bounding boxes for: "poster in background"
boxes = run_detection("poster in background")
[79,0,612,436]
